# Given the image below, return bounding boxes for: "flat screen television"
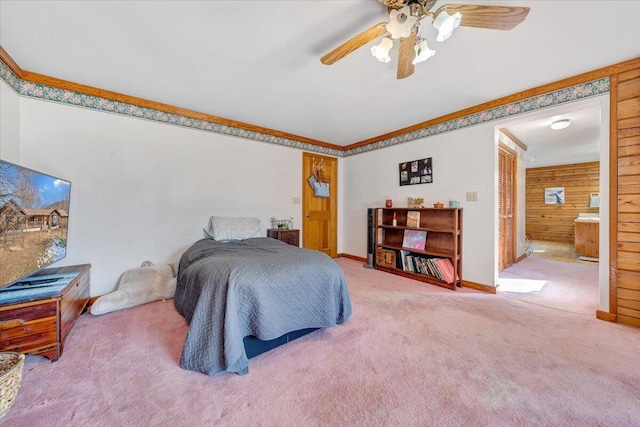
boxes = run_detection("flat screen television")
[0,159,71,291]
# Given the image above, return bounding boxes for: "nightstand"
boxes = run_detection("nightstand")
[267,229,300,247]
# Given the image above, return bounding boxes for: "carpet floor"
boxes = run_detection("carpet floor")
[498,255,599,316]
[2,258,639,426]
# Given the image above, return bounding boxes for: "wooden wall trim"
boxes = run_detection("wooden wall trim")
[499,128,528,151]
[0,46,342,154]
[337,253,367,263]
[3,43,639,158]
[345,57,640,151]
[0,46,23,78]
[462,280,497,294]
[596,309,617,322]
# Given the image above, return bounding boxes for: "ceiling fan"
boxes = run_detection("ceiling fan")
[320,0,530,79]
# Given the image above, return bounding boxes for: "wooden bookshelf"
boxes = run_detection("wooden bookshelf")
[375,207,462,290]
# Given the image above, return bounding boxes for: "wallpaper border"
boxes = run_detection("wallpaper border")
[342,77,610,156]
[0,58,610,158]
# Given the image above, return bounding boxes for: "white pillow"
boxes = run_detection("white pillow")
[203,216,263,241]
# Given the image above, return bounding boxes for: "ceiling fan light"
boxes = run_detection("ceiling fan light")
[386,6,418,39]
[412,39,435,65]
[433,11,461,42]
[371,37,393,63]
[550,119,571,130]
[409,2,423,17]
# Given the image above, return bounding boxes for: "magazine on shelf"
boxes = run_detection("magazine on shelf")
[406,211,421,228]
[402,229,427,250]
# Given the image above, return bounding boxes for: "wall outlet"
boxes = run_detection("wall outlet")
[466,191,478,202]
[293,197,301,204]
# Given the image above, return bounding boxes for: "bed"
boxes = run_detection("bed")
[173,235,352,376]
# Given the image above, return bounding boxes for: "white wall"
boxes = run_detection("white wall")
[6,83,613,306]
[342,125,497,287]
[0,80,20,162]
[598,97,610,312]
[18,98,305,295]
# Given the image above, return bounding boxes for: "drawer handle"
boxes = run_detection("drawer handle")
[0,319,25,330]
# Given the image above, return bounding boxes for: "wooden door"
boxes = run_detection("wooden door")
[498,143,517,271]
[302,152,337,258]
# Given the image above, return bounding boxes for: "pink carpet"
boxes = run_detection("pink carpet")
[2,258,639,426]
[498,256,600,316]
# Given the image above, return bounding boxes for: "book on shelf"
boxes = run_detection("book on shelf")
[402,229,427,250]
[427,258,445,281]
[435,258,453,283]
[406,210,421,228]
[406,255,415,272]
[399,249,410,271]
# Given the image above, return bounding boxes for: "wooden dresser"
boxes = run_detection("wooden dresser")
[0,264,91,361]
[267,228,300,247]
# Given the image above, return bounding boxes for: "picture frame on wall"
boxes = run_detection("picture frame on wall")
[545,187,565,204]
[399,157,432,186]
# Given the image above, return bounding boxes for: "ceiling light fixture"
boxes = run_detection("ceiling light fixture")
[371,37,394,63]
[370,3,462,71]
[550,119,571,130]
[412,39,436,64]
[433,10,462,42]
[320,1,531,80]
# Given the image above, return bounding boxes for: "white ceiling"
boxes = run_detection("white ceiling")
[504,103,603,169]
[1,1,639,147]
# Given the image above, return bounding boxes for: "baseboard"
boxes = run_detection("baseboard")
[596,310,617,323]
[515,253,527,263]
[337,253,367,263]
[461,280,497,294]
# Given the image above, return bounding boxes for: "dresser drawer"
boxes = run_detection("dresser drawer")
[0,300,57,324]
[0,316,57,353]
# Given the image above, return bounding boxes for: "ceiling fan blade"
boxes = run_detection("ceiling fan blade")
[321,22,388,65]
[434,4,530,31]
[397,36,415,80]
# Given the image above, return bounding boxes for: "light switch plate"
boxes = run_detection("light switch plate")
[293,197,301,204]
[466,191,478,202]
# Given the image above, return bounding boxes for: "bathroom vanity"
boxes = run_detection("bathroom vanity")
[574,214,599,261]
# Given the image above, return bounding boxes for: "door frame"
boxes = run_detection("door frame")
[498,142,517,271]
[301,152,338,257]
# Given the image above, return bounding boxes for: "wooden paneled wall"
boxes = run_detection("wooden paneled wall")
[611,67,640,328]
[526,162,600,243]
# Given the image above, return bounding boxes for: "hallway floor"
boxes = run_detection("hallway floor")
[498,240,599,316]
[527,239,599,265]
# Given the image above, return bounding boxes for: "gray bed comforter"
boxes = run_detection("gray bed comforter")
[174,237,352,376]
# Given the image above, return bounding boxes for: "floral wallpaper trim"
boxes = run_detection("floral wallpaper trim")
[1,58,610,158]
[0,59,21,93]
[0,60,342,157]
[343,77,610,156]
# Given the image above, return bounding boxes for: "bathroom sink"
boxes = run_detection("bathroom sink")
[575,213,599,223]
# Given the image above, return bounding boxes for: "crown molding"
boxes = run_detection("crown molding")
[0,46,23,78]
[344,56,640,152]
[2,45,638,158]
[0,45,344,156]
